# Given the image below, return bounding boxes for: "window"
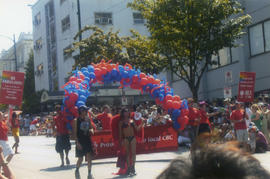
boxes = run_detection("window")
[34,38,42,50]
[60,0,67,5]
[208,47,237,70]
[61,15,70,32]
[249,24,264,56]
[63,45,72,60]
[35,63,44,76]
[33,12,41,26]
[249,19,270,56]
[133,13,144,24]
[95,13,112,25]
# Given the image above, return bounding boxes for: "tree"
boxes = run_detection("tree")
[129,0,251,100]
[69,26,165,74]
[22,50,42,114]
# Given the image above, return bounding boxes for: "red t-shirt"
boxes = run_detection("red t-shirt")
[54,113,69,135]
[97,112,112,130]
[199,110,210,126]
[0,121,8,141]
[188,107,200,126]
[230,109,247,130]
[31,119,38,125]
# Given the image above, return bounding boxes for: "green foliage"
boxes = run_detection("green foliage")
[129,0,251,99]
[70,26,165,74]
[22,50,42,114]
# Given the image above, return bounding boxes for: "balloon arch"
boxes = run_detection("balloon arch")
[62,60,189,131]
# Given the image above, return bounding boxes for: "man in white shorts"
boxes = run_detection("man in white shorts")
[230,101,249,149]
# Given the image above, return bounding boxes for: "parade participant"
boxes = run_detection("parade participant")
[53,105,71,167]
[74,105,94,179]
[198,101,218,135]
[0,112,14,168]
[118,108,145,176]
[251,104,263,131]
[187,98,200,142]
[96,105,112,131]
[11,113,20,154]
[0,146,15,179]
[230,101,249,150]
[30,117,40,136]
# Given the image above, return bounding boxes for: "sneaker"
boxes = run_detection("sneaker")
[125,167,131,176]
[130,166,137,176]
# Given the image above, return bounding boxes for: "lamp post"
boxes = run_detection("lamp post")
[0,34,17,72]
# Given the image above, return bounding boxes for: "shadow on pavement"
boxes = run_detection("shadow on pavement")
[40,164,86,172]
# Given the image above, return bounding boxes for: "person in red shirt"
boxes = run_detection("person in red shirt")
[53,105,71,167]
[198,101,219,135]
[0,112,14,166]
[11,113,20,154]
[187,98,200,142]
[97,105,112,131]
[30,117,40,136]
[230,101,249,149]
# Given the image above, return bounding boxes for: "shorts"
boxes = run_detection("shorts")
[198,123,211,135]
[30,125,36,131]
[12,128,20,137]
[76,140,93,158]
[236,129,248,143]
[55,135,71,153]
[0,140,14,157]
[47,129,53,134]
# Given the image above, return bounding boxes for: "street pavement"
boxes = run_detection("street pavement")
[6,136,270,179]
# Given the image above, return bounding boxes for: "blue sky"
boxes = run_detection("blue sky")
[0,0,37,52]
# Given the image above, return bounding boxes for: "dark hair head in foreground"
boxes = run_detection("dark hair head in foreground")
[157,142,270,179]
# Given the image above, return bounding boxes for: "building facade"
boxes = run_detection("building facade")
[32,0,149,106]
[171,0,270,101]
[0,32,33,75]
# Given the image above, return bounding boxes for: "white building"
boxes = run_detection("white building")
[32,0,148,92]
[0,32,33,75]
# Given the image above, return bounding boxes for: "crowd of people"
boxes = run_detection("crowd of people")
[178,98,270,154]
[1,97,270,178]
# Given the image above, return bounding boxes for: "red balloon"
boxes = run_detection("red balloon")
[69,76,77,82]
[79,73,85,80]
[76,79,83,83]
[154,79,161,85]
[155,98,162,105]
[95,68,101,76]
[166,100,173,109]
[139,73,146,79]
[148,76,155,83]
[132,75,139,83]
[141,77,148,86]
[172,101,181,109]
[101,67,107,74]
[165,94,173,101]
[173,95,181,102]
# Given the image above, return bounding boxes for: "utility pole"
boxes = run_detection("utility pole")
[13,34,18,71]
[77,0,82,41]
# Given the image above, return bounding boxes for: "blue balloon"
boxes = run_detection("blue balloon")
[172,109,181,119]
[81,67,88,72]
[118,65,124,72]
[78,95,87,102]
[111,69,118,77]
[82,71,90,77]
[84,77,90,82]
[122,71,129,78]
[89,72,95,79]
[76,101,85,108]
[87,65,95,72]
[66,116,74,121]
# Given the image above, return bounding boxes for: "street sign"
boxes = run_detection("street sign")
[237,72,256,102]
[225,71,233,84]
[0,71,25,106]
[224,87,232,98]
